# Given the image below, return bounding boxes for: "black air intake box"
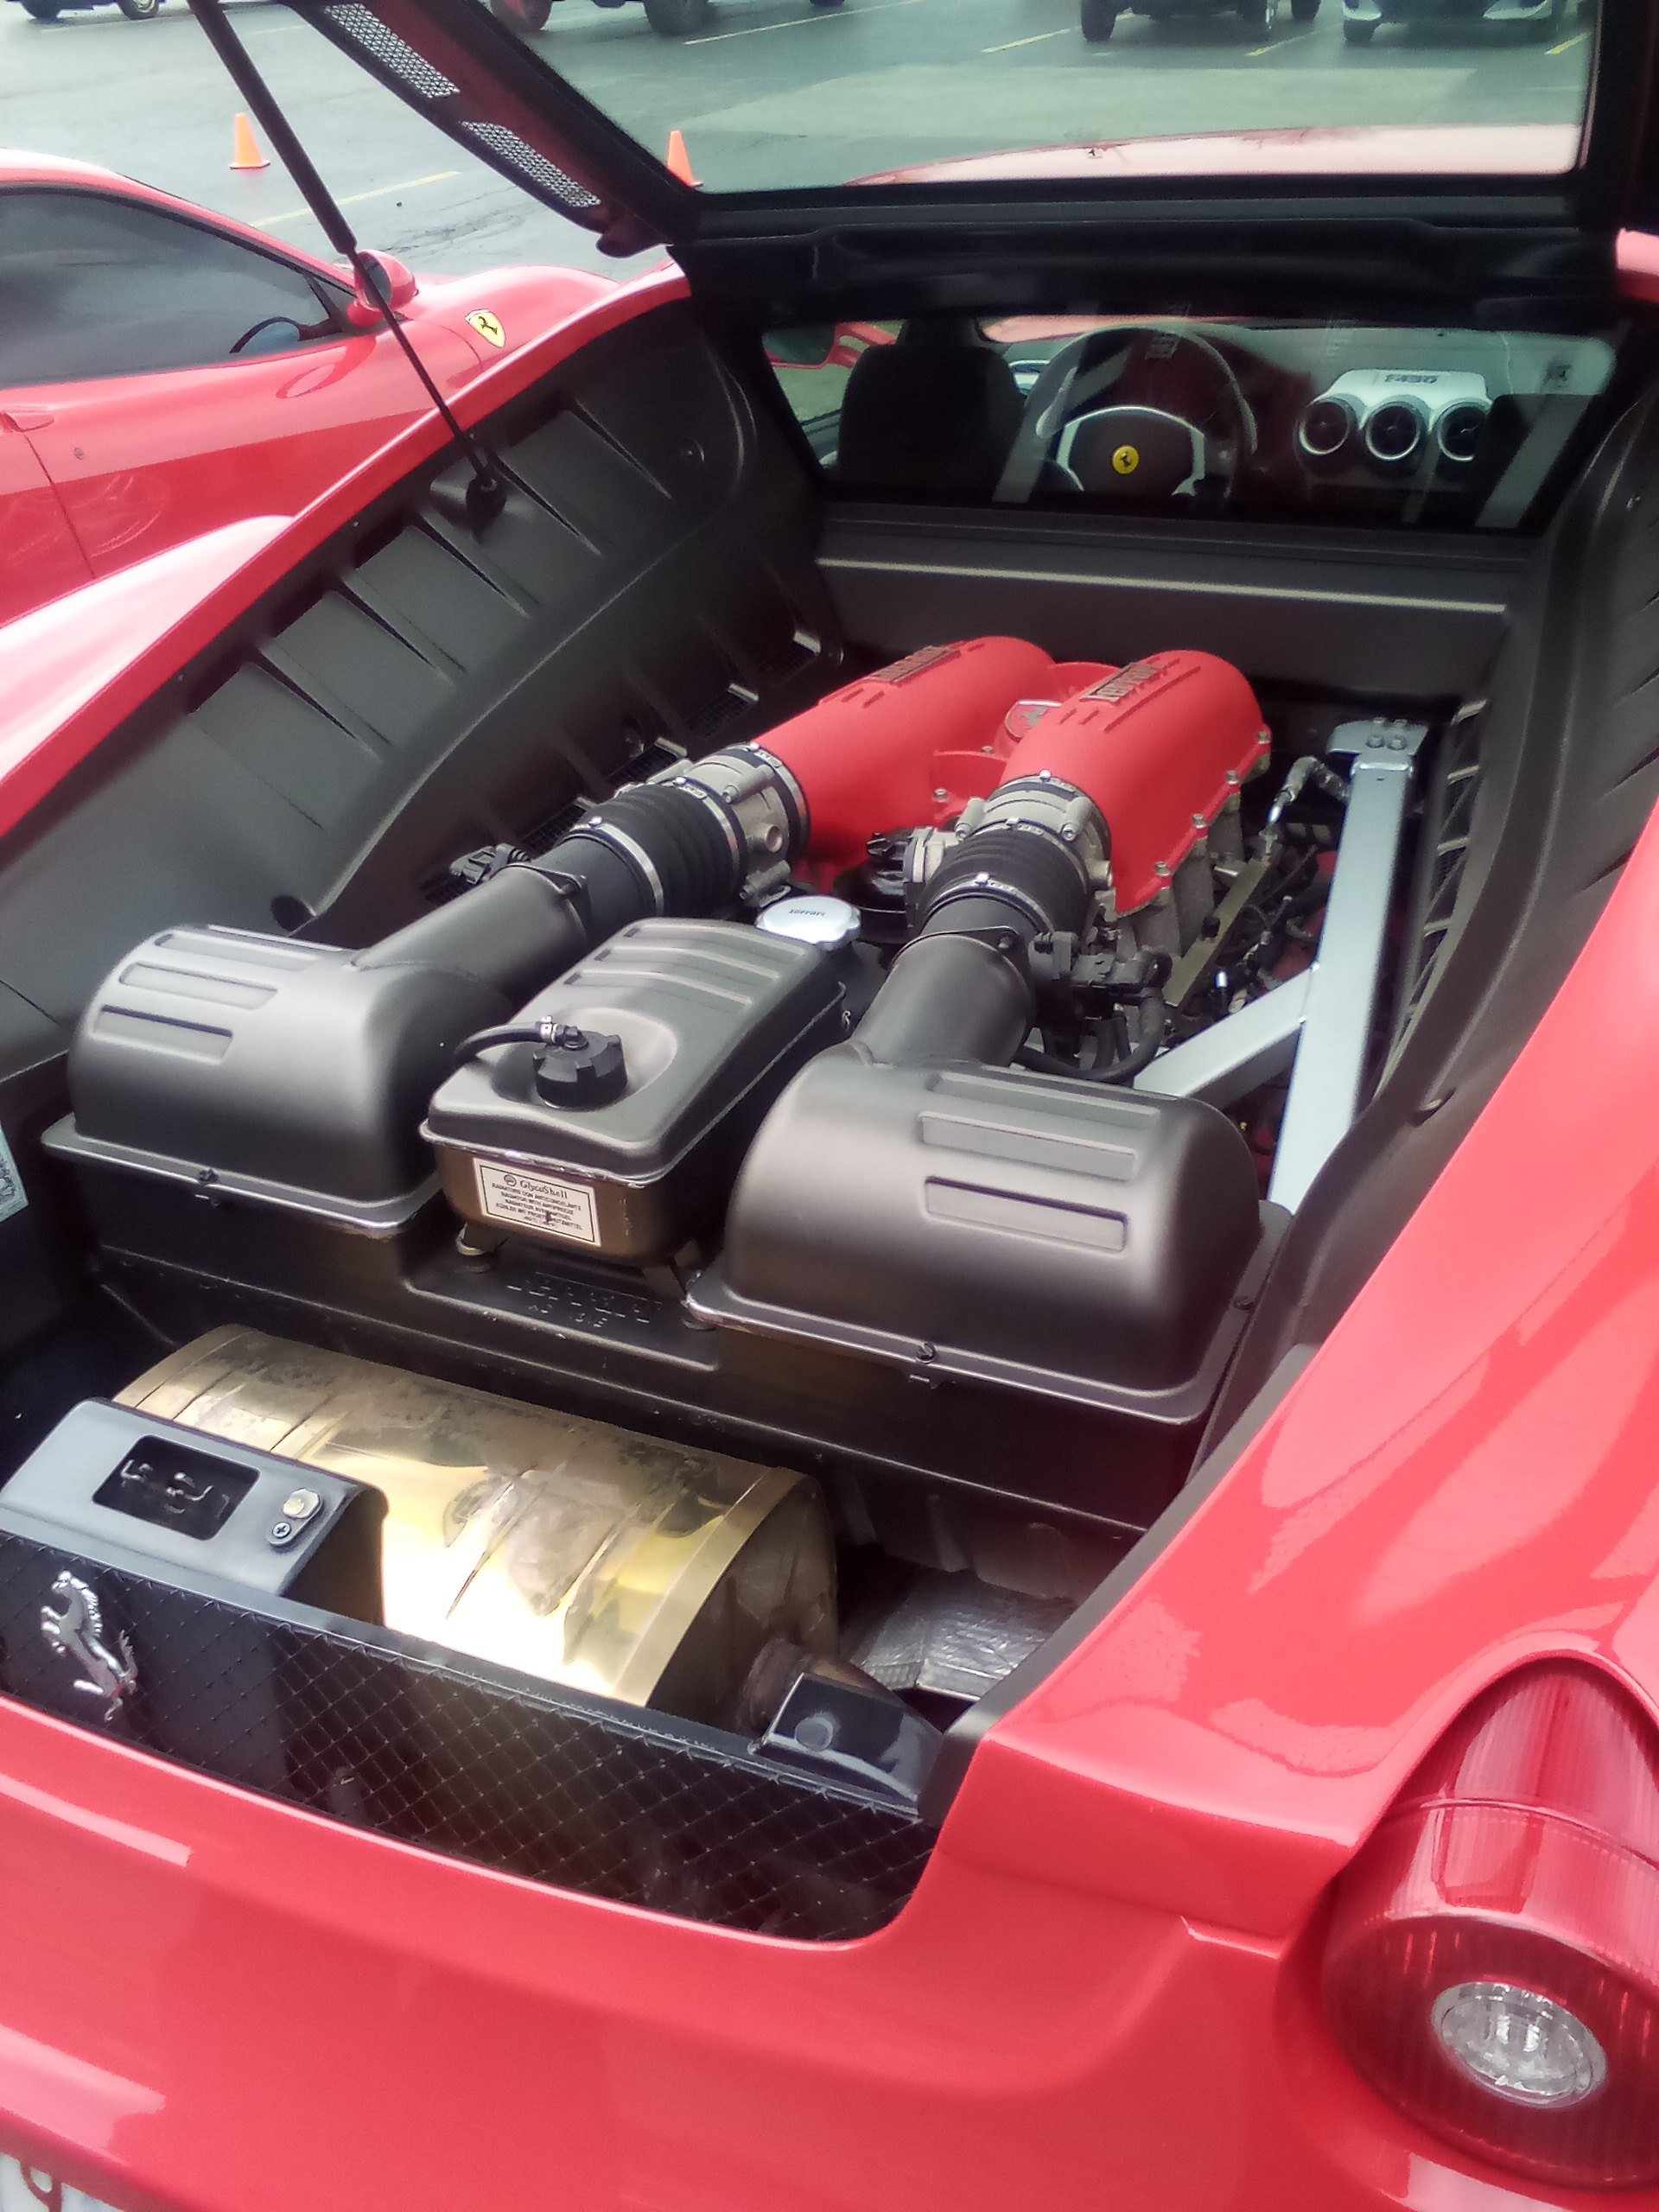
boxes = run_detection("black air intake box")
[49,923,518,1226]
[690,1051,1270,1418]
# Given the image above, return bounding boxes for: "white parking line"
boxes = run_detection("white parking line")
[685,0,921,43]
[1247,26,1315,54]
[254,170,459,227]
[983,26,1072,48]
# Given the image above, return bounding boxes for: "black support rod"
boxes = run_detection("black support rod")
[186,0,506,524]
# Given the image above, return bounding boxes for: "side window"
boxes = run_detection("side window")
[767,322,894,459]
[0,190,347,387]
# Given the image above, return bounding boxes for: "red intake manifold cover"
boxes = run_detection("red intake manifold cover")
[759,636,1057,878]
[999,651,1268,912]
[759,638,1267,907]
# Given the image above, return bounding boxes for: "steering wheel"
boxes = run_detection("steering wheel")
[994,325,1259,506]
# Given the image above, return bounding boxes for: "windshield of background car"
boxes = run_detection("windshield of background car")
[765,315,1616,528]
[480,0,1597,194]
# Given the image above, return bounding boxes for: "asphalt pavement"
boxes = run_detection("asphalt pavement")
[0,0,1592,278]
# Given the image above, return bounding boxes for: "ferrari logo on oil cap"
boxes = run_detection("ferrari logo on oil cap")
[467,310,506,349]
[1112,444,1141,476]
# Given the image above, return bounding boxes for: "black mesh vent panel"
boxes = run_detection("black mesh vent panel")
[455,121,601,213]
[324,3,460,96]
[0,1532,932,1940]
[306,2,601,222]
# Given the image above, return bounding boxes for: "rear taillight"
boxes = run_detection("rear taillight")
[1323,1664,1659,2190]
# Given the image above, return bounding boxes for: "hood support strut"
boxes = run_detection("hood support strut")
[188,0,508,529]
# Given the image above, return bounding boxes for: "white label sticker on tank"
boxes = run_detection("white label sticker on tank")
[0,1127,24,1226]
[476,1160,599,1245]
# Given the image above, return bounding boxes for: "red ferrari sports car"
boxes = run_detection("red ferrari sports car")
[0,2,1656,2207]
[0,151,613,625]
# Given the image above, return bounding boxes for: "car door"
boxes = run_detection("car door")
[0,412,91,627]
[0,187,482,584]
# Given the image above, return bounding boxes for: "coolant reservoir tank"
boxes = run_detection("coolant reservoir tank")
[118,1328,835,1724]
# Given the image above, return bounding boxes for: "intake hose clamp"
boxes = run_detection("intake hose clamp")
[652,746,809,906]
[977,776,1114,906]
[912,776,1109,950]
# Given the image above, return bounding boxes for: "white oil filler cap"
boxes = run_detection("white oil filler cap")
[756,894,861,952]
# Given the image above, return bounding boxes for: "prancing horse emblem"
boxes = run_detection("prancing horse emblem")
[41,1572,137,1724]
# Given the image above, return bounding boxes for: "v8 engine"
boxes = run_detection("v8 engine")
[40,632,1403,1796]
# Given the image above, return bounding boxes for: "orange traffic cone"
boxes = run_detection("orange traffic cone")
[230,114,270,172]
[665,129,700,187]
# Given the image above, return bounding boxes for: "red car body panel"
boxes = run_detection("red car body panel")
[0,414,91,625]
[0,517,291,831]
[0,153,613,616]
[0,269,690,840]
[10,324,477,581]
[0,677,1656,2211]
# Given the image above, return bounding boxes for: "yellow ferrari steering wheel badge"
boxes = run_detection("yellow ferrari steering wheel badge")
[1111,444,1141,476]
[467,310,506,349]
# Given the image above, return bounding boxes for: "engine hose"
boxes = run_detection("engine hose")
[1017,989,1168,1084]
[448,1020,565,1069]
[854,779,1104,1071]
[359,743,809,1007]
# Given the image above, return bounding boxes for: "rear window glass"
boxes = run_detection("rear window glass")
[501,0,1597,195]
[766,313,1617,531]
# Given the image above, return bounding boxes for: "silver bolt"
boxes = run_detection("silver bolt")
[1038,769,1052,783]
[975,871,990,886]
[1225,770,1241,788]
[1154,860,1173,880]
[932,788,950,802]
[1061,827,1076,843]
[281,1488,321,1522]
[1192,812,1207,829]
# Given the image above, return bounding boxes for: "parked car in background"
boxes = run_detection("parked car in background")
[0,152,613,624]
[1082,0,1316,41]
[1340,0,1572,41]
[5,0,165,22]
[488,0,842,39]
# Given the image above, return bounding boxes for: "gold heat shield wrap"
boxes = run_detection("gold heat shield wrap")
[118,1329,835,1721]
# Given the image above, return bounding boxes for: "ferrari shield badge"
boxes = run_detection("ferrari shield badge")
[41,1571,137,1725]
[467,310,506,349]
